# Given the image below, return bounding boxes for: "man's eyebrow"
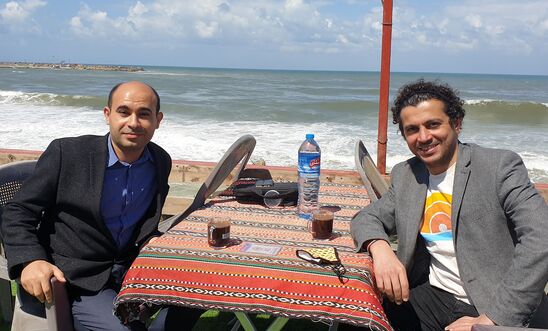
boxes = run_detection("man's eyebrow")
[403,123,418,129]
[425,117,443,122]
[137,107,153,113]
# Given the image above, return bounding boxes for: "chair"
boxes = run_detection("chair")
[468,293,548,330]
[471,326,541,331]
[470,298,548,329]
[159,134,256,232]
[355,140,389,201]
[355,140,398,251]
[528,293,548,328]
[466,295,548,331]
[45,277,72,331]
[0,160,37,323]
[0,160,73,331]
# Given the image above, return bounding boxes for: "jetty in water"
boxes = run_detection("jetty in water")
[0,62,144,72]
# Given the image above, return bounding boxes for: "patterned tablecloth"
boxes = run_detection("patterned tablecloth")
[114,183,392,331]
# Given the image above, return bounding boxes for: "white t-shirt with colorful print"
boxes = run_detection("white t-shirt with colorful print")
[420,162,471,304]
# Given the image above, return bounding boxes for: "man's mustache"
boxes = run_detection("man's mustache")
[122,130,145,135]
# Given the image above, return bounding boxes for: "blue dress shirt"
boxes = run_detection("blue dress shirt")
[100,136,157,250]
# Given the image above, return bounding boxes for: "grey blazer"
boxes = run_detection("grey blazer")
[351,142,548,326]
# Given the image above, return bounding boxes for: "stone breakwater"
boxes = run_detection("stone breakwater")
[0,62,144,72]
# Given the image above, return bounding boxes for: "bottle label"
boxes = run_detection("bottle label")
[298,152,321,175]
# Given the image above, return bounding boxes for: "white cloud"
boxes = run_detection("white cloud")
[69,4,136,38]
[1,2,27,22]
[442,1,547,52]
[465,14,482,28]
[388,0,547,56]
[61,0,547,59]
[68,16,86,35]
[0,0,46,27]
[66,0,364,52]
[195,20,219,38]
[337,34,348,44]
[541,19,548,32]
[129,1,148,17]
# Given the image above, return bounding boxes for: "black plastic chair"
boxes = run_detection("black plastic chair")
[0,160,37,324]
[0,160,73,331]
[472,297,548,330]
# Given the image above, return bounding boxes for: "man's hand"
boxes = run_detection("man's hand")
[445,314,494,331]
[369,240,409,304]
[20,260,66,304]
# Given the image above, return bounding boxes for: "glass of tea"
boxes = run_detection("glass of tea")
[309,209,334,240]
[207,217,231,248]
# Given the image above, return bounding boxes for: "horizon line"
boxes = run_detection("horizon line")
[1,60,547,78]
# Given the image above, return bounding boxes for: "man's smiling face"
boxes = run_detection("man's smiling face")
[400,98,462,175]
[103,81,163,163]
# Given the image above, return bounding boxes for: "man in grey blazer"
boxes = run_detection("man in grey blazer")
[2,81,202,330]
[351,80,548,330]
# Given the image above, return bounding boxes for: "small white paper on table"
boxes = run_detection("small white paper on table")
[241,243,282,256]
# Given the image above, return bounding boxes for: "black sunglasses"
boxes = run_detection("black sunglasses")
[296,249,347,283]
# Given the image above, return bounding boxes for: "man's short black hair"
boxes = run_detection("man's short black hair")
[107,82,161,113]
[391,79,465,135]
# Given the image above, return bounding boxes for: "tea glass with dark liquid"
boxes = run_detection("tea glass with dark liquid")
[309,209,334,240]
[207,217,231,248]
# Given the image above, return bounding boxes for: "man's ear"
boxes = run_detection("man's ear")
[454,117,463,134]
[103,107,111,124]
[155,111,163,129]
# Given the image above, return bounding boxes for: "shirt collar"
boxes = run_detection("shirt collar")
[107,134,154,167]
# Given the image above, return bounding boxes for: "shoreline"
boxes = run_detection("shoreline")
[0,148,366,216]
[2,148,547,212]
[0,62,143,72]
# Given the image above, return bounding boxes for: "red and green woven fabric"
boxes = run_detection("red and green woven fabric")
[114,183,392,330]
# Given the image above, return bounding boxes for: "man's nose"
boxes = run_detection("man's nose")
[127,114,140,128]
[417,127,431,142]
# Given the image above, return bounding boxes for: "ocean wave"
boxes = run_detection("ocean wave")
[465,99,548,108]
[0,90,103,108]
[465,99,496,105]
[464,99,548,125]
[135,70,231,79]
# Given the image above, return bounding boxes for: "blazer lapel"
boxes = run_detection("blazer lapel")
[134,143,167,245]
[89,135,115,242]
[451,143,471,244]
[401,160,429,266]
[152,148,168,189]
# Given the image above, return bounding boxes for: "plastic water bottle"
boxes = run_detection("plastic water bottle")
[297,133,321,219]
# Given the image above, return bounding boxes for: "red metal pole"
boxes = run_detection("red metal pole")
[376,0,393,175]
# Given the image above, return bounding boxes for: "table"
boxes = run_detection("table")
[114,183,392,331]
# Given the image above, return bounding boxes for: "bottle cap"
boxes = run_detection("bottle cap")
[306,133,314,139]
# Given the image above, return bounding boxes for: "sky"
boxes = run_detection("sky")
[0,0,547,75]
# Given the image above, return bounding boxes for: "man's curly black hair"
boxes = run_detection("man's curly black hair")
[391,79,465,135]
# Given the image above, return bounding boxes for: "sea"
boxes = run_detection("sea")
[1,66,547,183]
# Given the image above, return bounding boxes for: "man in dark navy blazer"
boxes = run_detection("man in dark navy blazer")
[2,81,202,330]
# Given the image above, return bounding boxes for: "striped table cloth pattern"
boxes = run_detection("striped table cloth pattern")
[114,183,392,330]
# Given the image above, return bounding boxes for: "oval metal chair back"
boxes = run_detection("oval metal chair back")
[355,140,389,201]
[160,135,256,232]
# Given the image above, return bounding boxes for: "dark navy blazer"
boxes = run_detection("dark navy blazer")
[2,134,171,292]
